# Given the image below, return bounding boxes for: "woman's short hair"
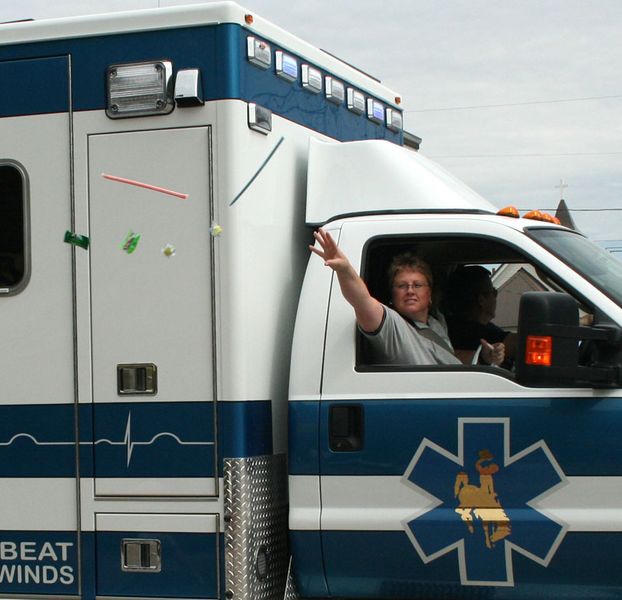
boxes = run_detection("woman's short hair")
[387,253,434,288]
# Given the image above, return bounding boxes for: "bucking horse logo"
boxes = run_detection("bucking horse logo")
[454,449,511,549]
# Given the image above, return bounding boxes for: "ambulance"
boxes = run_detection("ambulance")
[0,3,621,600]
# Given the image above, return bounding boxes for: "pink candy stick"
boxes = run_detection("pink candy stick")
[102,173,188,199]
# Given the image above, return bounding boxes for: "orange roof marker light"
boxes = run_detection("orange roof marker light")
[245,14,254,25]
[540,212,561,225]
[523,210,561,224]
[497,205,519,218]
[525,335,552,367]
[523,210,543,221]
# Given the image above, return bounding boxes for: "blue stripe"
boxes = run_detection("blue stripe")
[90,401,216,479]
[0,56,68,117]
[0,400,271,478]
[80,531,96,600]
[0,403,77,477]
[288,401,320,476]
[318,531,622,599]
[218,400,273,460]
[289,397,622,476]
[0,530,217,599]
[0,24,402,144]
[288,530,329,597]
[95,531,217,598]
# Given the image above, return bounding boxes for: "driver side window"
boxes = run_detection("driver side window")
[356,234,591,373]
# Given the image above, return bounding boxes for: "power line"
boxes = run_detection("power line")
[518,207,622,212]
[429,151,622,158]
[408,94,622,113]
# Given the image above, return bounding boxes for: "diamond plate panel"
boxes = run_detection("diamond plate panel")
[224,454,289,600]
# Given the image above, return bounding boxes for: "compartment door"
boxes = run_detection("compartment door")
[88,127,216,497]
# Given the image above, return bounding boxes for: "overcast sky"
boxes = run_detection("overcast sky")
[2,0,621,241]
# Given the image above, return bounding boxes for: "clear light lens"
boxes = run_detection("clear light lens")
[106,61,173,118]
[347,88,365,114]
[386,108,403,132]
[302,65,323,93]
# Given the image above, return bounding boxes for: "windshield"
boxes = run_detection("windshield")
[529,228,622,306]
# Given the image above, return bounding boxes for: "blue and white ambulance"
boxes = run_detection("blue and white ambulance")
[0,3,621,600]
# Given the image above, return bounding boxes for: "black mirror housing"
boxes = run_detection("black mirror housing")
[516,292,622,388]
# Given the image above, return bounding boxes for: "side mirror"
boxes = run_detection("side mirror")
[516,292,622,388]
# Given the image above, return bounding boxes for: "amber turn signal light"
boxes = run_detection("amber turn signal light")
[525,335,552,366]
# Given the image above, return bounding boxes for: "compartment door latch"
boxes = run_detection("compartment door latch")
[121,539,161,572]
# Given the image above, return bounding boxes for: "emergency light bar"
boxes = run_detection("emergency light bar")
[367,99,384,124]
[276,51,298,82]
[106,61,174,119]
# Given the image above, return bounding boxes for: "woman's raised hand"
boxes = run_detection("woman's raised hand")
[309,228,350,272]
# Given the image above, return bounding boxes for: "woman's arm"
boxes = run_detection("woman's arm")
[310,229,384,332]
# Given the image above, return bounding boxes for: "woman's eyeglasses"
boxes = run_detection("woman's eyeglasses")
[394,282,429,291]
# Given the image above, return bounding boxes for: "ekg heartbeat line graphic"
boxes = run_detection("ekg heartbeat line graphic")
[0,412,214,467]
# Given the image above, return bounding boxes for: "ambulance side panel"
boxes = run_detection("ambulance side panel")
[0,56,79,595]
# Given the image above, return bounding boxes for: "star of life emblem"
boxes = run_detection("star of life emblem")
[402,418,568,586]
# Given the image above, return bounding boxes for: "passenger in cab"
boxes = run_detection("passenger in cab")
[446,265,516,367]
[310,229,505,366]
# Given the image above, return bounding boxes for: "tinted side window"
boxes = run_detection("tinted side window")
[0,163,28,293]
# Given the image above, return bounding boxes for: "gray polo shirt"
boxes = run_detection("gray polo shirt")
[360,305,462,366]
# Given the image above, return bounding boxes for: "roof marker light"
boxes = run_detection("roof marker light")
[301,65,322,93]
[497,205,519,218]
[523,210,561,224]
[523,210,543,221]
[525,335,552,366]
[106,61,174,119]
[247,37,271,69]
[245,14,254,24]
[540,212,561,224]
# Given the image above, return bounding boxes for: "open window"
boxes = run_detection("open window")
[356,234,594,372]
[0,162,29,294]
